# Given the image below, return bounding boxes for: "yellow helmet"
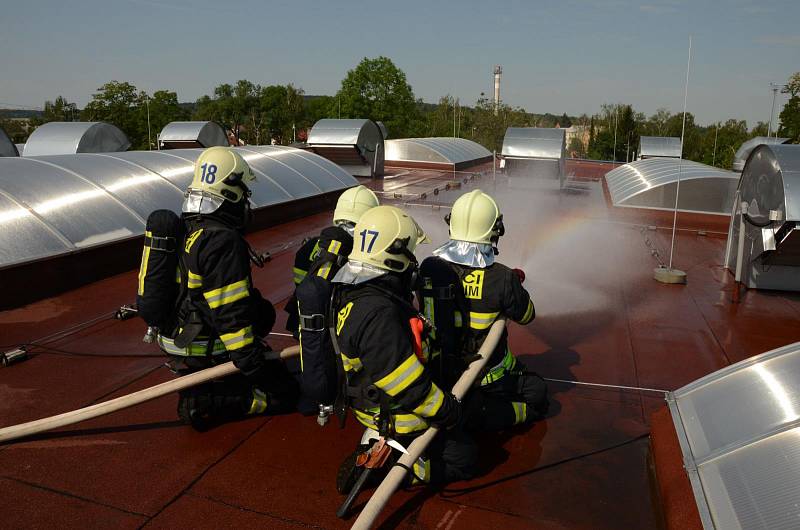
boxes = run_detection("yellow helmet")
[333,185,380,225]
[183,147,256,214]
[446,190,504,245]
[349,205,429,272]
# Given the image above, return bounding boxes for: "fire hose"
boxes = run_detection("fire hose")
[350,318,506,530]
[0,345,300,444]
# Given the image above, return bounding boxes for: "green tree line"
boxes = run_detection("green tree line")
[2,58,798,169]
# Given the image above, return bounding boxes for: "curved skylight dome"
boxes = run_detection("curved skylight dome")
[605,157,738,214]
[385,137,491,169]
[0,146,357,269]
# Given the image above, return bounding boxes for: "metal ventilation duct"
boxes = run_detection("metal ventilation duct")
[605,158,738,214]
[376,121,388,140]
[23,122,131,157]
[0,128,19,157]
[307,119,384,177]
[732,136,790,172]
[668,340,800,530]
[158,121,229,150]
[725,144,800,290]
[384,137,492,170]
[500,127,566,179]
[638,136,681,160]
[0,146,357,270]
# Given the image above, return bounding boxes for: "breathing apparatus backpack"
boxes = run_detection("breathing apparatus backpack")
[295,228,353,405]
[136,209,185,334]
[418,256,471,389]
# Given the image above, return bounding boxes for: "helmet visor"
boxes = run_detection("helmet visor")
[182,190,226,214]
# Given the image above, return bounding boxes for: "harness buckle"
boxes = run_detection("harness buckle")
[299,313,327,332]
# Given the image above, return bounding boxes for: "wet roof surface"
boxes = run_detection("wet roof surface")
[2,161,800,529]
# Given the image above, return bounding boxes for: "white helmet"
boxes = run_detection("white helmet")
[183,147,256,214]
[333,185,380,226]
[349,205,429,272]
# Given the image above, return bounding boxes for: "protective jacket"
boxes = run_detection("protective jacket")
[158,217,274,379]
[334,274,459,435]
[421,257,534,386]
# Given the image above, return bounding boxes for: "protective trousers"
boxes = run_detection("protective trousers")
[397,426,477,485]
[464,370,549,432]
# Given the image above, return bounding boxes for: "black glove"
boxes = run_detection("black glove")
[432,393,463,430]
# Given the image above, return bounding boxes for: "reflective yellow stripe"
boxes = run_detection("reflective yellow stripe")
[219,326,254,351]
[454,312,463,328]
[352,409,428,434]
[187,270,203,289]
[328,240,342,254]
[422,292,436,340]
[481,349,517,386]
[293,267,307,285]
[520,300,534,324]
[412,383,444,418]
[137,230,152,296]
[248,388,268,414]
[204,278,249,309]
[174,266,181,284]
[512,401,528,424]
[317,262,332,279]
[157,335,227,357]
[393,413,429,433]
[469,311,500,330]
[375,354,424,397]
[340,354,363,372]
[353,409,379,430]
[185,229,203,253]
[412,458,431,484]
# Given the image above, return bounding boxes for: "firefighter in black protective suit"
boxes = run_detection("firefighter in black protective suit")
[420,190,548,432]
[155,146,297,430]
[284,185,379,411]
[331,205,475,488]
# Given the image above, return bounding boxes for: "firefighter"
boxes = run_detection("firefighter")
[158,146,297,429]
[420,190,548,432]
[332,205,475,488]
[284,185,379,410]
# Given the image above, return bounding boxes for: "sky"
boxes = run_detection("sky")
[1,0,798,127]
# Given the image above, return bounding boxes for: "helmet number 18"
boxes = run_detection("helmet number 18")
[200,163,218,184]
[359,229,379,253]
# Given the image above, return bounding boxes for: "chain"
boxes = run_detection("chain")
[639,226,667,268]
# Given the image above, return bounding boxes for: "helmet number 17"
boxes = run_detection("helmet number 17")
[200,163,218,184]
[359,230,379,253]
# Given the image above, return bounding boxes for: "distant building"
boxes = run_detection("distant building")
[564,125,591,157]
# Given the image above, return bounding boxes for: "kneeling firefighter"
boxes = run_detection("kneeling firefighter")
[331,205,476,492]
[138,146,297,430]
[284,186,379,411]
[419,190,548,431]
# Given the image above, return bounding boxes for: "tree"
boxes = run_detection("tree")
[700,120,748,168]
[147,90,189,149]
[305,96,334,126]
[778,72,800,142]
[470,96,529,152]
[750,121,769,137]
[194,80,259,144]
[39,96,78,123]
[332,57,420,138]
[82,81,147,148]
